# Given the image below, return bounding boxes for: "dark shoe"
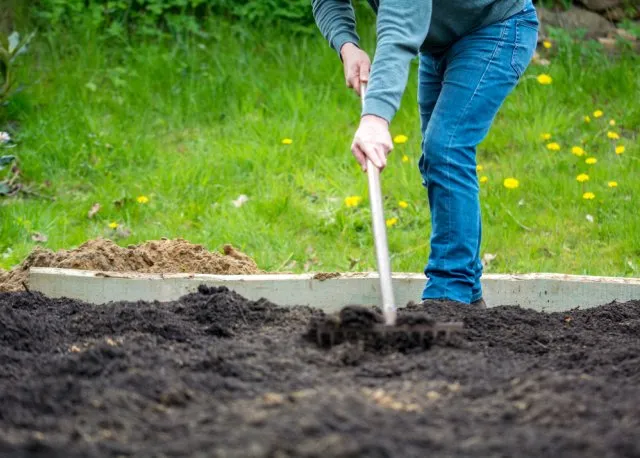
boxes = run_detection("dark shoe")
[420,297,487,308]
[471,297,487,309]
[419,298,467,307]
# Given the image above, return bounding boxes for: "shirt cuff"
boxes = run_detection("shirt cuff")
[332,31,360,58]
[362,96,396,124]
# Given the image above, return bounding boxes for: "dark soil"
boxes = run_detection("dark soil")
[1,286,639,457]
[312,272,341,281]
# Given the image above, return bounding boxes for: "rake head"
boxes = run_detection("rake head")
[305,305,464,351]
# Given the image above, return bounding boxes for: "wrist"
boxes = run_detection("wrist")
[361,114,389,127]
[340,42,359,59]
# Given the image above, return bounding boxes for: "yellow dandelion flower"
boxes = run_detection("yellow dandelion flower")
[593,110,603,118]
[546,142,560,151]
[576,173,589,182]
[402,154,409,163]
[479,175,488,184]
[386,217,398,228]
[476,164,484,172]
[609,119,616,126]
[584,115,591,123]
[585,157,597,165]
[607,181,618,188]
[607,131,620,140]
[281,138,293,145]
[571,146,585,156]
[344,196,362,208]
[503,178,519,189]
[543,40,552,49]
[398,200,409,209]
[615,145,625,155]
[537,74,552,85]
[108,222,119,229]
[582,192,595,200]
[540,133,552,141]
[393,134,408,144]
[136,195,150,204]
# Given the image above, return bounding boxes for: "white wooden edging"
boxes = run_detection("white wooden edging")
[28,267,640,313]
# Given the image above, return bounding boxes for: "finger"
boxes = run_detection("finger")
[347,62,360,86]
[359,61,370,84]
[346,74,353,88]
[345,65,354,88]
[380,138,394,157]
[353,76,360,95]
[351,143,368,171]
[375,146,387,171]
[369,144,387,171]
[348,74,360,94]
[359,141,384,170]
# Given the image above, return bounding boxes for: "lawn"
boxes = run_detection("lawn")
[1,13,638,276]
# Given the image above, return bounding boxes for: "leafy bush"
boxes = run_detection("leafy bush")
[1,31,35,105]
[31,0,315,36]
[220,0,314,26]
[0,153,17,197]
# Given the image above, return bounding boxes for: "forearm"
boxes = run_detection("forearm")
[312,0,360,55]
[363,0,432,122]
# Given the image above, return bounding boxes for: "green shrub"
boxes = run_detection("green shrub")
[223,0,314,26]
[1,31,35,105]
[31,0,315,36]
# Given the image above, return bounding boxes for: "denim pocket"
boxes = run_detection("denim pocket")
[511,17,539,79]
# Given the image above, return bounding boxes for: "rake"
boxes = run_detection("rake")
[306,83,464,350]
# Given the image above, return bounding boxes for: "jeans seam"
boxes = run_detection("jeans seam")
[438,21,509,296]
[511,20,538,78]
[515,22,522,78]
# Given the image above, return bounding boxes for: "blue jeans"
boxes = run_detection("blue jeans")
[418,2,539,304]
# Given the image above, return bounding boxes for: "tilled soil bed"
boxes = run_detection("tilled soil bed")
[1,287,639,457]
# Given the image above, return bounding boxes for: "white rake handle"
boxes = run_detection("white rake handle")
[360,82,396,326]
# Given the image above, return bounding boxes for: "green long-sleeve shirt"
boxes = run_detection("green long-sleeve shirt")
[312,0,526,122]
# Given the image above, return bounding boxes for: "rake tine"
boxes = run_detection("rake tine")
[309,318,464,350]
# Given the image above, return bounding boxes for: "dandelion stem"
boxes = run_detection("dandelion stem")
[501,204,533,232]
[275,252,295,271]
[392,242,430,260]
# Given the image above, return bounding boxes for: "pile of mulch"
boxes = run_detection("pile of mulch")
[1,286,639,457]
[0,238,261,292]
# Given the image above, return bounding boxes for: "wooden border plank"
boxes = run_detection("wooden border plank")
[27,268,640,312]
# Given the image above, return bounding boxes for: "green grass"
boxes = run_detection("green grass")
[1,16,639,277]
